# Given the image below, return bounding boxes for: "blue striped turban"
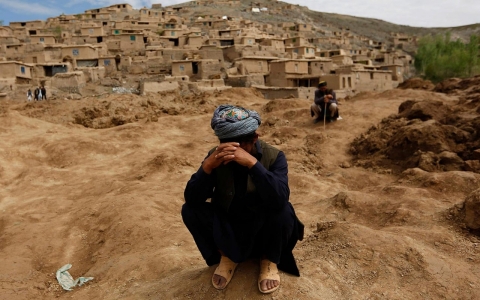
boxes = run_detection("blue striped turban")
[211,105,261,139]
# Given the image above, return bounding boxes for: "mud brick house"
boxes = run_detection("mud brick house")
[295,23,313,32]
[171,59,224,80]
[80,25,106,42]
[85,3,133,15]
[285,45,316,59]
[115,33,146,54]
[233,56,277,76]
[0,61,34,85]
[61,45,99,68]
[258,38,285,52]
[34,62,70,78]
[268,59,316,87]
[323,68,393,93]
[380,64,405,84]
[29,35,56,45]
[0,27,13,38]
[24,45,63,64]
[4,44,25,61]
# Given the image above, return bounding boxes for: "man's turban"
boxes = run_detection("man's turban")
[211,105,261,139]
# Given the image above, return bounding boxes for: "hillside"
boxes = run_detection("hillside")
[172,0,480,46]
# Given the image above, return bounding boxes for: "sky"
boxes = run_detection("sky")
[0,0,478,28]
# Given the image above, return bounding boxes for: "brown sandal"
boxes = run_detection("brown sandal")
[212,256,238,290]
[258,259,280,294]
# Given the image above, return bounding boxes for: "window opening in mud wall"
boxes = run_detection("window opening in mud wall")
[192,62,199,74]
[370,73,374,80]
[348,77,352,88]
[72,49,79,56]
[342,77,345,88]
[130,35,136,41]
[259,61,262,71]
[20,66,25,74]
[294,63,298,72]
[180,65,184,72]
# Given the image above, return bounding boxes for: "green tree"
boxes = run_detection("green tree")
[415,33,480,82]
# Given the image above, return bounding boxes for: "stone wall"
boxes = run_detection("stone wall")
[141,80,179,95]
[51,71,86,93]
[254,86,299,100]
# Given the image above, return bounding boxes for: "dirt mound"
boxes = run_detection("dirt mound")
[434,75,480,94]
[11,89,226,128]
[397,77,435,90]
[351,99,480,173]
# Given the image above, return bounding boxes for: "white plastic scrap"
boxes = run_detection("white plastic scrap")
[56,264,94,291]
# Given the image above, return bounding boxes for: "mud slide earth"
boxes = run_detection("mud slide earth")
[1,77,479,299]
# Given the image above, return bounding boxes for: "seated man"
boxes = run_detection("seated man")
[311,81,339,124]
[182,104,304,294]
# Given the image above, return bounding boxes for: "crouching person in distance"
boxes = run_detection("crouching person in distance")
[182,104,304,294]
[311,81,339,124]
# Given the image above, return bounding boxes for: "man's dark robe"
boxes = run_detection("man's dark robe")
[182,140,304,276]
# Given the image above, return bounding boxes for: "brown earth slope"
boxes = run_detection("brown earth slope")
[0,83,479,299]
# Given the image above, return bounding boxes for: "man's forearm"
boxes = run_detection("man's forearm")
[184,166,213,204]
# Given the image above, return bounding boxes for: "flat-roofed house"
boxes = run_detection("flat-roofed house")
[117,33,146,54]
[34,63,70,78]
[0,61,34,85]
[5,44,25,60]
[268,59,309,87]
[322,68,393,93]
[259,38,285,51]
[295,23,312,32]
[24,45,62,64]
[81,25,105,37]
[30,35,56,44]
[0,27,13,37]
[233,56,278,76]
[9,20,45,31]
[80,25,106,43]
[61,44,99,68]
[171,59,224,80]
[0,27,20,45]
[285,45,316,59]
[268,59,332,88]
[380,64,404,84]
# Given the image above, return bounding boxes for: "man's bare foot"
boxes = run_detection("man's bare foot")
[212,273,227,289]
[259,277,279,292]
[212,256,238,290]
[258,259,280,293]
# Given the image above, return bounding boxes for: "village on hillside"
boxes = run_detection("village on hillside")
[0,0,418,101]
